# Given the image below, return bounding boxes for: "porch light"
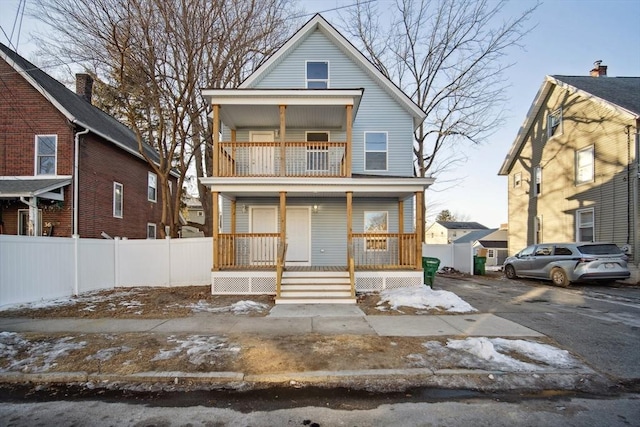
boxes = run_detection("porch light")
[312,204,318,213]
[242,204,247,213]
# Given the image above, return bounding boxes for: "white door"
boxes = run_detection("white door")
[250,207,277,264]
[250,131,275,175]
[286,207,310,264]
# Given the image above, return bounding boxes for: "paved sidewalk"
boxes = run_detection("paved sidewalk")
[0,305,543,337]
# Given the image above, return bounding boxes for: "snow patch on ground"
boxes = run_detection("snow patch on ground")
[377,286,476,313]
[152,335,240,366]
[188,300,269,314]
[0,289,143,312]
[0,331,86,373]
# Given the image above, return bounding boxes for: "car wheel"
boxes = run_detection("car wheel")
[551,268,569,287]
[504,265,517,279]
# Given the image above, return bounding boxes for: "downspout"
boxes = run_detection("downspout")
[73,127,90,237]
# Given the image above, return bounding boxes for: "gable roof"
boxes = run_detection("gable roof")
[437,221,488,230]
[0,42,160,164]
[239,14,426,129]
[453,228,497,243]
[477,240,507,249]
[0,176,71,199]
[499,75,640,175]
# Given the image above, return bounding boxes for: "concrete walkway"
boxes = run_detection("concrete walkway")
[0,305,543,337]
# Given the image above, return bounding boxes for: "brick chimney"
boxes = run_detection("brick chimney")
[75,73,94,104]
[590,60,607,77]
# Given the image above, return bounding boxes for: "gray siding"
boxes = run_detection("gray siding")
[250,30,415,177]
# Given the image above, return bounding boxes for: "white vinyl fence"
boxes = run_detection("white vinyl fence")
[422,242,474,274]
[0,235,212,307]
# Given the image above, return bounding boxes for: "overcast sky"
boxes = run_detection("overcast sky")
[2,0,639,228]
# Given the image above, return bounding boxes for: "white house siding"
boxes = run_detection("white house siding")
[250,30,415,177]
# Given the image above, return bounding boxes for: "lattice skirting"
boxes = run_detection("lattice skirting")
[355,271,423,292]
[211,272,276,294]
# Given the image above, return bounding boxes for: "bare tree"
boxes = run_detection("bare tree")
[32,0,297,237]
[342,0,538,178]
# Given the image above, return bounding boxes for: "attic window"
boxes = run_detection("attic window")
[547,108,562,138]
[306,61,328,89]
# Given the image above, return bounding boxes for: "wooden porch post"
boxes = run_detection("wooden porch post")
[230,199,236,266]
[415,191,424,270]
[346,191,353,264]
[280,105,286,176]
[345,105,352,177]
[231,129,236,176]
[279,191,286,247]
[398,199,404,266]
[212,104,220,176]
[212,191,220,271]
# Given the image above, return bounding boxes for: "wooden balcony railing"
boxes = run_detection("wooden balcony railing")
[215,141,347,177]
[351,233,417,269]
[217,233,281,269]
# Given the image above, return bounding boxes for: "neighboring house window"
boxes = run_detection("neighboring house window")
[576,146,594,185]
[17,209,42,236]
[533,166,542,196]
[364,211,388,251]
[197,211,204,217]
[513,172,522,188]
[534,216,542,244]
[148,172,157,202]
[306,61,328,88]
[113,182,123,218]
[35,135,57,175]
[147,223,157,239]
[576,208,594,242]
[365,132,388,171]
[487,249,495,258]
[306,131,329,172]
[547,108,562,138]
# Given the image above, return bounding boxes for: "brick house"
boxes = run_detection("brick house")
[0,42,175,239]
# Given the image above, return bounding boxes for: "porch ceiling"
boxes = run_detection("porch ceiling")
[202,89,363,130]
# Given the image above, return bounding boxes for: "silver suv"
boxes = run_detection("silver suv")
[503,242,630,287]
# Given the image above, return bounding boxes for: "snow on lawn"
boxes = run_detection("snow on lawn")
[0,331,86,373]
[0,289,144,312]
[188,300,269,315]
[444,337,579,371]
[377,286,476,313]
[151,335,240,366]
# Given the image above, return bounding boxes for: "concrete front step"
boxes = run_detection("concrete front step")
[278,271,354,304]
[281,277,351,285]
[279,290,353,298]
[281,284,351,291]
[275,296,357,304]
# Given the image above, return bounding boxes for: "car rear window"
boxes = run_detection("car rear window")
[577,244,623,255]
[554,246,573,255]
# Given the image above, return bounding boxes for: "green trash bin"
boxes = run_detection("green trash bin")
[473,256,486,275]
[422,257,440,286]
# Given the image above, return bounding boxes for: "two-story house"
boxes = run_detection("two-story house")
[199,15,434,303]
[498,62,640,281]
[0,43,175,239]
[424,221,490,245]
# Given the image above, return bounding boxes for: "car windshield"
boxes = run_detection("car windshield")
[577,244,623,255]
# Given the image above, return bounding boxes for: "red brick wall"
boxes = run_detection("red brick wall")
[0,58,175,239]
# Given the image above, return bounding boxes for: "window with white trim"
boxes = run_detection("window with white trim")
[364,211,388,251]
[306,131,329,172]
[576,145,594,185]
[547,108,562,138]
[147,223,157,239]
[533,166,542,196]
[306,61,328,88]
[35,135,57,175]
[487,249,495,258]
[148,172,157,202]
[113,182,123,218]
[576,208,594,242]
[365,132,388,171]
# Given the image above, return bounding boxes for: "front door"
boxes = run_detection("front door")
[250,131,275,175]
[250,207,277,264]
[286,207,310,264]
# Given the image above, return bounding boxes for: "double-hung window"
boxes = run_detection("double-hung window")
[147,223,157,239]
[364,211,388,251]
[576,208,594,242]
[148,172,157,202]
[113,182,123,218]
[533,166,542,196]
[306,61,328,89]
[575,146,594,185]
[306,131,329,172]
[547,108,562,138]
[365,132,388,171]
[35,135,57,175]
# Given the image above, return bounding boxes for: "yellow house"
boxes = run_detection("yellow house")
[498,62,640,281]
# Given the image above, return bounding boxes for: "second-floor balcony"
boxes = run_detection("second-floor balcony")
[215,140,348,177]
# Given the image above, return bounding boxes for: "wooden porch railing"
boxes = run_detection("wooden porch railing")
[276,242,287,298]
[348,245,356,297]
[351,233,417,269]
[218,233,281,269]
[215,141,347,177]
